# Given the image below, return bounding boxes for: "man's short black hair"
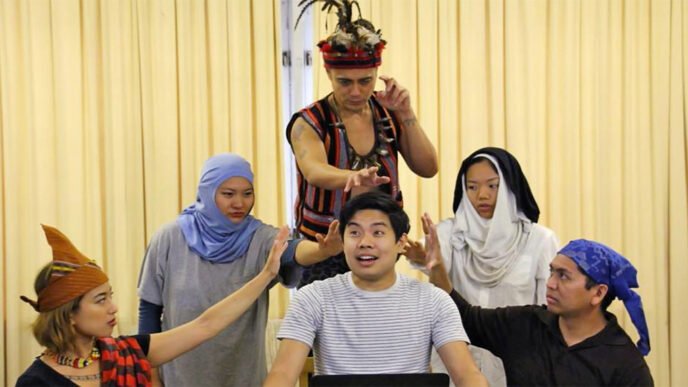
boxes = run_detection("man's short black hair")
[338,191,410,241]
[579,266,615,310]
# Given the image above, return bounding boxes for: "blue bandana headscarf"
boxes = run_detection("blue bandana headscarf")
[558,239,650,356]
[177,153,263,263]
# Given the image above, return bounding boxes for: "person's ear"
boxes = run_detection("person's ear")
[590,284,609,307]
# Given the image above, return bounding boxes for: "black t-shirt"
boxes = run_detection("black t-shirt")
[15,335,149,387]
[450,290,653,386]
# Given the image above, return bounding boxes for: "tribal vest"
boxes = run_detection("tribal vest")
[286,94,403,239]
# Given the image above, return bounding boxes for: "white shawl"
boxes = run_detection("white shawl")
[436,154,533,287]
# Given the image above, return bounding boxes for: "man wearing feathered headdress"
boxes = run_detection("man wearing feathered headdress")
[287,0,439,287]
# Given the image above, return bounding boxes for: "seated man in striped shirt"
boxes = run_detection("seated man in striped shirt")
[264,192,487,387]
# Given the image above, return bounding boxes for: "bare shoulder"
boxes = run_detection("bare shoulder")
[290,117,320,142]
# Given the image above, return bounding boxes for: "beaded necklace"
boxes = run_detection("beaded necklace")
[328,95,395,171]
[44,346,100,368]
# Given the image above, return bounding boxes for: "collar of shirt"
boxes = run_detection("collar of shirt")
[534,307,630,350]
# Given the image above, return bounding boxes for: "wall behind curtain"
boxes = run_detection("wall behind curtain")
[310,0,686,385]
[0,0,286,384]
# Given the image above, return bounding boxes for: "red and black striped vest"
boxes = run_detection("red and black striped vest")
[286,94,404,239]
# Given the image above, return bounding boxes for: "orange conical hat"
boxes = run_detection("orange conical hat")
[20,225,108,312]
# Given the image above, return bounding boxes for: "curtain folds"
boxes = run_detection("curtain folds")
[1,0,685,385]
[313,1,685,385]
[0,0,284,383]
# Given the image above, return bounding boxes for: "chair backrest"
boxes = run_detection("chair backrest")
[309,373,449,387]
[299,357,315,387]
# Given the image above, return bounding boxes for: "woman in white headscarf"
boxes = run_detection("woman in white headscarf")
[406,147,559,387]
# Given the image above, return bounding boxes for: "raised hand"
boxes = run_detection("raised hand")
[421,213,443,272]
[375,75,411,116]
[420,213,453,293]
[402,239,427,266]
[344,166,391,192]
[264,226,290,278]
[314,220,343,258]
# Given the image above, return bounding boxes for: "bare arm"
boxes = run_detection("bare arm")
[436,341,487,387]
[294,220,342,266]
[290,117,390,191]
[376,76,438,177]
[145,227,289,368]
[263,339,311,387]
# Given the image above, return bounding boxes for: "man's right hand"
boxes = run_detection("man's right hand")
[420,213,453,293]
[421,213,443,271]
[343,166,391,192]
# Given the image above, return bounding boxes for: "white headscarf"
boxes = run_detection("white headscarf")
[436,154,533,287]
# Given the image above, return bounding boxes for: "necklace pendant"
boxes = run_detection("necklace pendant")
[378,133,394,144]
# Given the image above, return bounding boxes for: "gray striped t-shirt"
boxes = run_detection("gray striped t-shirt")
[277,272,470,375]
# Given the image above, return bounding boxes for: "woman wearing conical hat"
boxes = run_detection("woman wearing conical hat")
[17,223,289,387]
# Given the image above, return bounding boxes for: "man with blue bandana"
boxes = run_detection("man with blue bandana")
[417,213,653,386]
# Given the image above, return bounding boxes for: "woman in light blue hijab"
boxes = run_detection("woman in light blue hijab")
[137,153,341,387]
[177,153,264,263]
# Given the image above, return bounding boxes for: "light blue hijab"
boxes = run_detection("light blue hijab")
[177,153,263,263]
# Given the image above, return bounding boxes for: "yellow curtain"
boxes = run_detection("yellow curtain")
[310,0,688,385]
[2,0,687,386]
[0,0,285,383]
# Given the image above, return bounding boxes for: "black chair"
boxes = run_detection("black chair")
[309,373,450,387]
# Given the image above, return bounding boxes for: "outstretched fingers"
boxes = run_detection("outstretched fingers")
[265,226,290,276]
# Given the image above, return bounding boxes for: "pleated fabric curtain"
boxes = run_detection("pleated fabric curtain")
[1,0,687,386]
[310,1,686,385]
[0,0,286,383]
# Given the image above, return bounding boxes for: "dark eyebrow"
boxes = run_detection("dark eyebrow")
[549,264,573,275]
[346,221,390,229]
[467,177,500,183]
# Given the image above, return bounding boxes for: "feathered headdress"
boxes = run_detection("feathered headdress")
[296,0,386,69]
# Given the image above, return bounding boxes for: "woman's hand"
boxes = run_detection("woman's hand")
[402,239,427,266]
[315,220,343,258]
[263,226,289,278]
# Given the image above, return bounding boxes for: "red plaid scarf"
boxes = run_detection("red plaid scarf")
[98,336,151,387]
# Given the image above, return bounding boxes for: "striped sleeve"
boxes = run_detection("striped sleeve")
[431,287,470,349]
[277,284,323,347]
